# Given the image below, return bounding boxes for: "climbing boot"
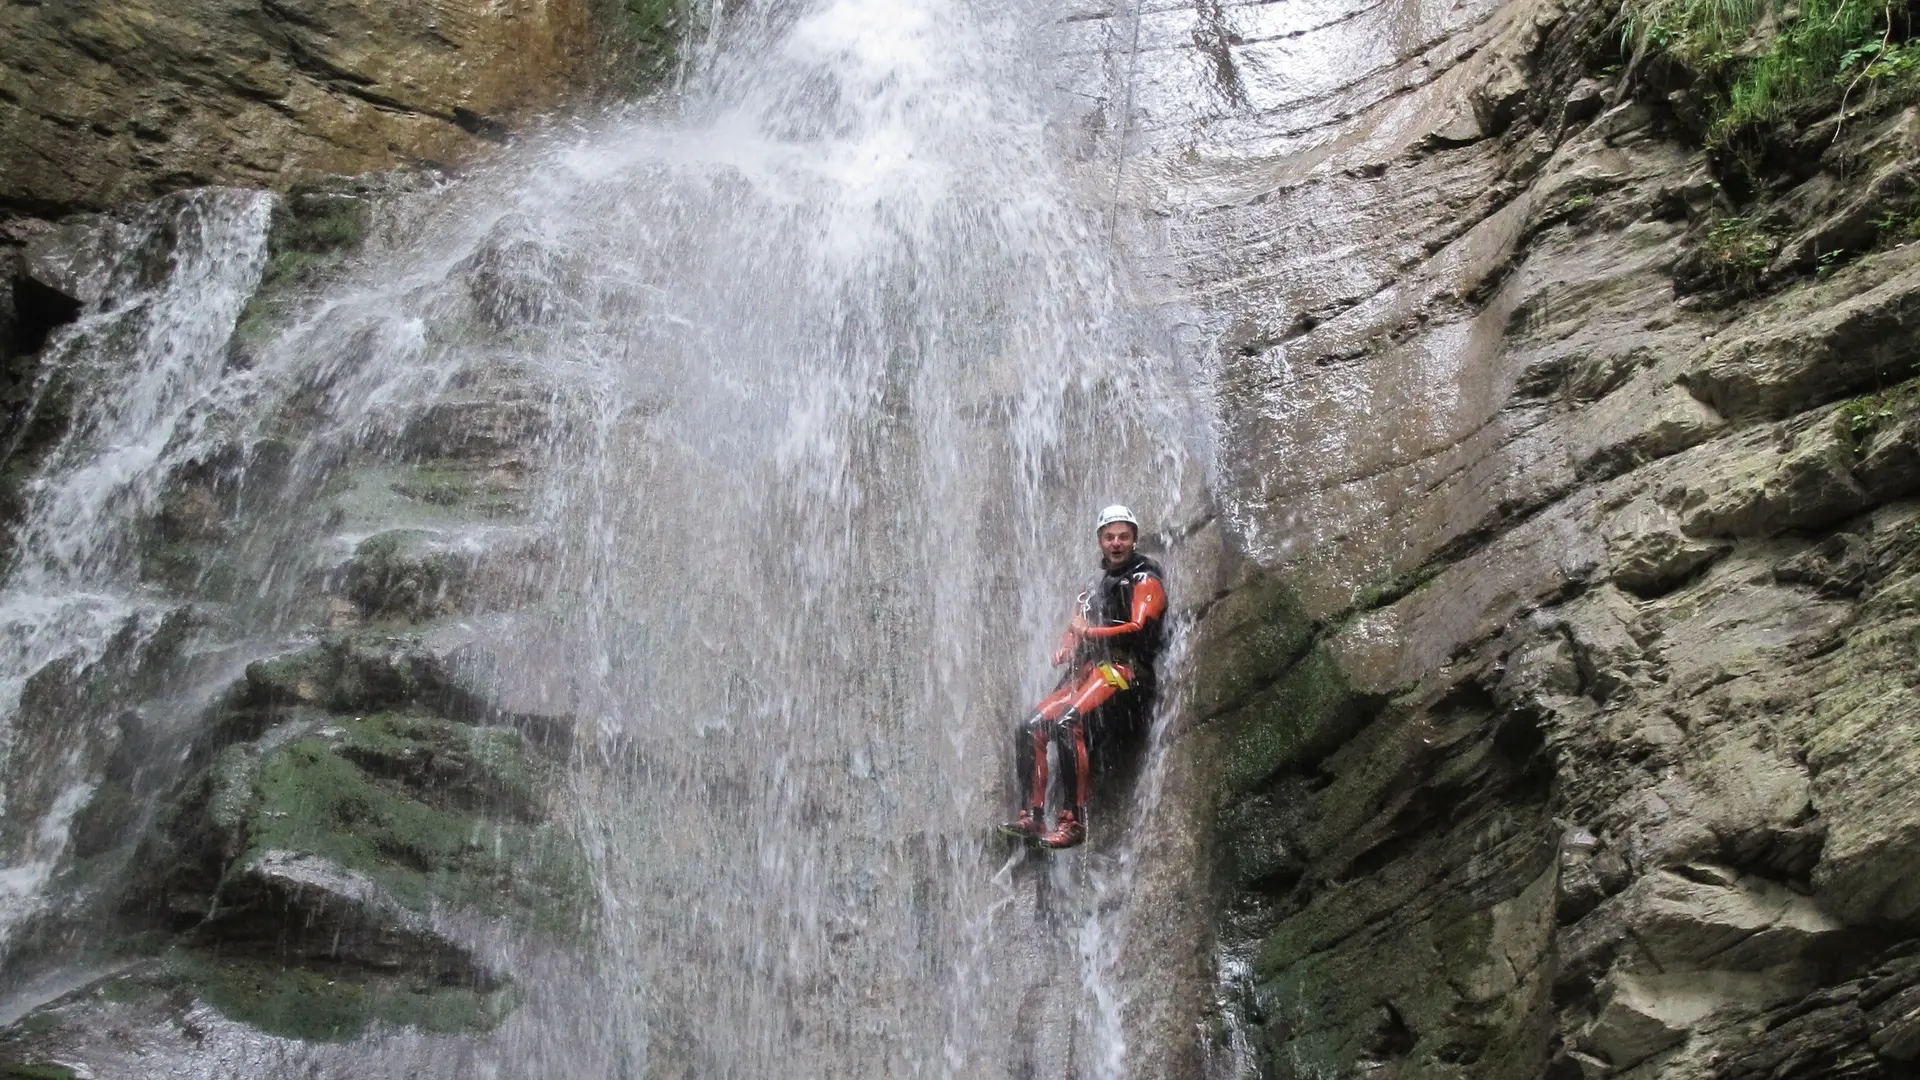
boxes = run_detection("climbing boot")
[998,807,1045,842]
[1042,807,1086,849]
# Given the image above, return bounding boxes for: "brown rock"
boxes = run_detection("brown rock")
[0,0,620,218]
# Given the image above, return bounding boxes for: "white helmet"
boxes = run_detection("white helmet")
[1095,504,1139,534]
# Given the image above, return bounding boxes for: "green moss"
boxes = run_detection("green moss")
[1,1064,78,1080]
[1219,647,1369,796]
[609,0,682,83]
[230,181,382,357]
[388,463,525,516]
[259,192,370,294]
[167,952,506,1043]
[1192,573,1319,721]
[236,716,585,931]
[335,712,540,815]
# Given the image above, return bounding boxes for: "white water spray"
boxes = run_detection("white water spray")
[0,1,1210,1074]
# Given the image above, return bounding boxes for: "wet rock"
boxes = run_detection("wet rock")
[1563,868,1845,986]
[455,217,588,330]
[1190,571,1317,721]
[1686,244,1920,421]
[1173,0,1920,1065]
[173,710,572,914]
[1607,499,1730,597]
[18,215,118,309]
[389,461,531,517]
[229,638,448,722]
[1673,416,1871,539]
[1564,79,1606,126]
[1774,531,1867,597]
[0,953,509,1068]
[338,529,479,622]
[1851,407,1920,503]
[399,398,551,463]
[208,850,492,980]
[1689,735,1823,878]
[0,0,661,220]
[1585,969,1766,1068]
[1577,381,1727,479]
[1804,657,1920,926]
[1707,946,1920,1078]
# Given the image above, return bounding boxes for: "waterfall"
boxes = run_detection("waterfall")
[0,0,1208,1075]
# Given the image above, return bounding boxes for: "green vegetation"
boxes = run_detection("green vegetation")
[1699,213,1780,284]
[259,190,371,293]
[231,179,384,353]
[168,952,508,1043]
[602,0,684,85]
[1835,378,1920,448]
[1624,0,1920,138]
[0,1064,78,1080]
[237,714,583,928]
[1873,206,1920,241]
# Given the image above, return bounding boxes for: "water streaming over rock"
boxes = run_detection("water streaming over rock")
[0,189,274,947]
[0,0,1211,1075]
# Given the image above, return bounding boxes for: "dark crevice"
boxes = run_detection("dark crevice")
[9,276,83,357]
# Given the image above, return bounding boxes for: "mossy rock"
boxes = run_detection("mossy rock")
[1192,571,1318,721]
[389,462,528,516]
[170,950,509,1042]
[0,954,509,1060]
[604,0,682,84]
[229,172,436,361]
[217,635,456,739]
[136,705,586,943]
[0,1066,77,1080]
[339,530,474,621]
[228,714,583,925]
[1216,646,1376,796]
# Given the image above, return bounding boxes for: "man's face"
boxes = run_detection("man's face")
[1099,522,1137,567]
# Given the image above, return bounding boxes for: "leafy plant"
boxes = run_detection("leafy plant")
[1834,379,1920,450]
[1621,0,1920,139]
[1873,207,1920,241]
[1699,214,1780,284]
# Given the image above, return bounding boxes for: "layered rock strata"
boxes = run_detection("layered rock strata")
[1071,0,1920,1075]
[0,186,587,1072]
[0,0,636,223]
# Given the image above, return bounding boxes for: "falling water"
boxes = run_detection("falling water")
[0,0,1208,1074]
[0,190,273,947]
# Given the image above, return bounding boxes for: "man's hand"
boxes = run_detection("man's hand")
[1052,617,1090,666]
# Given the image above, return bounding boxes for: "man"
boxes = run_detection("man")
[1000,504,1168,849]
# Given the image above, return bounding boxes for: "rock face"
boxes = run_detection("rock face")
[1070,0,1920,1072]
[0,0,620,222]
[0,171,589,1071]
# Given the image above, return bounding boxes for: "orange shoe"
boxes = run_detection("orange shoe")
[998,807,1044,842]
[1042,808,1086,849]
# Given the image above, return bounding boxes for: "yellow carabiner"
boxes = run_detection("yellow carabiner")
[1097,662,1130,690]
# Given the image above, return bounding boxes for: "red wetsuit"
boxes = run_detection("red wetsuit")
[1014,552,1168,845]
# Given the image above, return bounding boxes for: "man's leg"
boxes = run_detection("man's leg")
[1041,663,1133,849]
[1003,678,1078,838]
